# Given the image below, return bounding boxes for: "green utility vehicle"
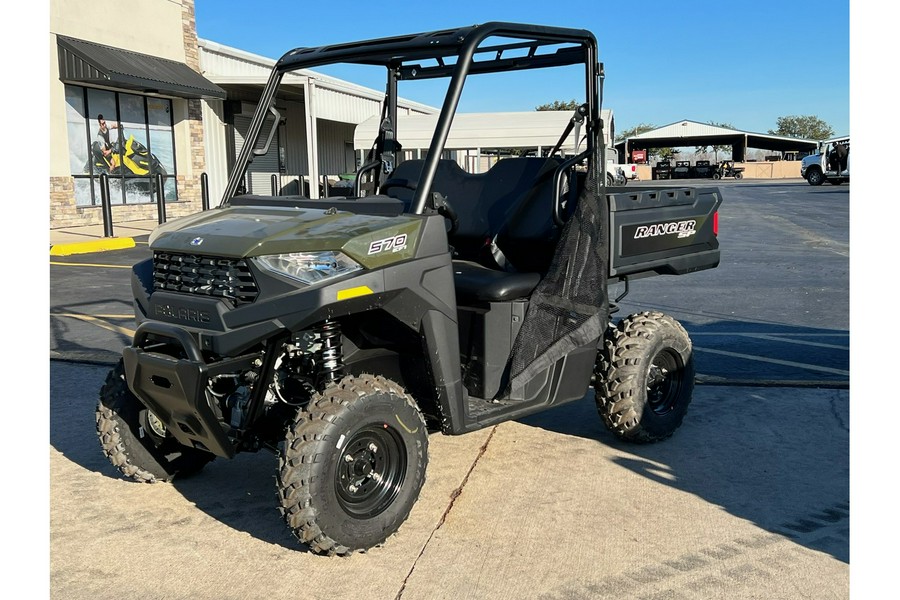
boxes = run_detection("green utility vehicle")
[97,22,722,555]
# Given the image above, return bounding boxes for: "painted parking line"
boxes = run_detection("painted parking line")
[691,332,849,351]
[690,332,849,337]
[693,346,850,377]
[54,313,135,338]
[50,261,132,269]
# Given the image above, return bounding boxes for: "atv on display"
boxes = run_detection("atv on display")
[96,22,722,556]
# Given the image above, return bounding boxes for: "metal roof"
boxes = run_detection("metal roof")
[57,35,226,99]
[198,39,438,116]
[353,110,614,152]
[620,119,819,156]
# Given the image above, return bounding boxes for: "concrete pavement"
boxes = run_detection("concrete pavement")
[50,362,849,600]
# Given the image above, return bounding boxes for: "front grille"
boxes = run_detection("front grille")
[153,252,259,305]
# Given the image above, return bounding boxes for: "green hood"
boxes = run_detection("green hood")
[149,205,422,267]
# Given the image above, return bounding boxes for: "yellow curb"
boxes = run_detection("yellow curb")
[50,237,136,256]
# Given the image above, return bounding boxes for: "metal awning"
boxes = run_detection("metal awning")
[57,35,226,99]
[615,120,819,162]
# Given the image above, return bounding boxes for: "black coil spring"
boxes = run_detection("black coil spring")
[315,320,344,386]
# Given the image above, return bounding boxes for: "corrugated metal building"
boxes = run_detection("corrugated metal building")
[198,40,438,201]
[353,110,615,173]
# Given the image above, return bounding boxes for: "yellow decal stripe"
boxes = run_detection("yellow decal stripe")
[336,285,374,301]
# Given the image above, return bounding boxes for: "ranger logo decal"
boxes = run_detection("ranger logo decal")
[634,220,697,240]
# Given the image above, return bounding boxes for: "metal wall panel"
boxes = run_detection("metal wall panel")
[201,99,228,203]
[316,119,356,176]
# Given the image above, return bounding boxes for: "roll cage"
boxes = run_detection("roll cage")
[221,22,604,213]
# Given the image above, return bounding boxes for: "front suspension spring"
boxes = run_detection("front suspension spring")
[315,319,344,387]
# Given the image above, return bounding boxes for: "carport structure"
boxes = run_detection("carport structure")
[615,120,818,163]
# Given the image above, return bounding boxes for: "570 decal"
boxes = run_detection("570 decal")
[368,233,409,255]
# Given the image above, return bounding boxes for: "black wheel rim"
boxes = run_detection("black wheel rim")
[335,424,407,519]
[646,349,683,416]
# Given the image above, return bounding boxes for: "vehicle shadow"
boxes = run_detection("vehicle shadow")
[49,361,302,551]
[50,296,136,363]
[517,320,849,564]
[50,316,132,364]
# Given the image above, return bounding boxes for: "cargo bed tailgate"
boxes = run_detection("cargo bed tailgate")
[608,186,721,278]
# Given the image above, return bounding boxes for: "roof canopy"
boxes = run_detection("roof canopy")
[616,120,818,161]
[57,35,226,99]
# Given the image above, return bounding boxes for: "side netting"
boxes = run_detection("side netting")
[503,161,609,397]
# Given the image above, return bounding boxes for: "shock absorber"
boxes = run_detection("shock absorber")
[315,319,344,387]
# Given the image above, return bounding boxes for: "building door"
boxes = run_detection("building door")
[234,112,282,194]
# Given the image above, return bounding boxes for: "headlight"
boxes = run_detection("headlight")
[254,251,362,285]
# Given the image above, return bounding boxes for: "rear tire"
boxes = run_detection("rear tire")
[96,359,214,483]
[595,312,695,443]
[277,374,428,555]
[735,172,743,179]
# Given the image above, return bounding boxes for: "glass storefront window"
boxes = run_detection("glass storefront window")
[148,97,177,201]
[65,85,177,206]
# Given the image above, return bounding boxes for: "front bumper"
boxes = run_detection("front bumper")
[123,321,260,458]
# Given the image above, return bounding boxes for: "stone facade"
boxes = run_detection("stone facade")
[49,176,202,227]
[173,0,206,215]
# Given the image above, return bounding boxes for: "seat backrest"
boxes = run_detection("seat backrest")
[488,157,564,273]
[387,157,564,269]
[387,159,489,258]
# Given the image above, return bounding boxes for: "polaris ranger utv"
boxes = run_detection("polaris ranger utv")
[96,22,722,555]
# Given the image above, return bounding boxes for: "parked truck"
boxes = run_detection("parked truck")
[801,136,849,185]
[606,146,638,185]
[96,22,722,556]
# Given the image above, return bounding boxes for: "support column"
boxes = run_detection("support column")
[304,77,320,199]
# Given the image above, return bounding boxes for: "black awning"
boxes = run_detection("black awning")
[57,35,226,100]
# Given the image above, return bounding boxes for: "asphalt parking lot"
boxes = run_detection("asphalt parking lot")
[48,180,850,599]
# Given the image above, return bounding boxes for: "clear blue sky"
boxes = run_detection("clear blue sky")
[195,0,851,137]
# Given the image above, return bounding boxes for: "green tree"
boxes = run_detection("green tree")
[617,123,676,161]
[535,99,580,111]
[658,148,678,161]
[768,115,834,140]
[696,121,735,161]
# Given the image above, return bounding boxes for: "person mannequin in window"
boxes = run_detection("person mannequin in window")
[96,114,120,171]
